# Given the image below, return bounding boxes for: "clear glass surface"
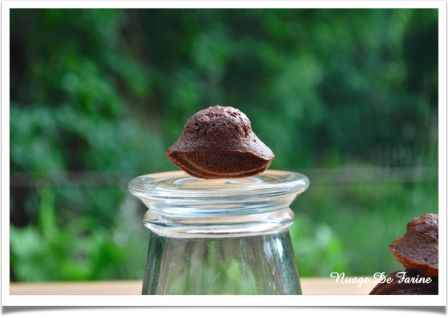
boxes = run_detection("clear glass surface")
[129,170,309,295]
[143,231,301,295]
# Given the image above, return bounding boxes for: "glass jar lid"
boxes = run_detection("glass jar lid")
[129,170,310,238]
[128,170,309,202]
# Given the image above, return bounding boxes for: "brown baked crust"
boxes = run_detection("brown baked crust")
[389,213,438,277]
[167,106,274,179]
[370,270,438,295]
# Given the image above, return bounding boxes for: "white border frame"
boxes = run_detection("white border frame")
[1,0,446,307]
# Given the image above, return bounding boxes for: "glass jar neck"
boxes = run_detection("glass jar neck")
[129,171,309,238]
[142,196,296,239]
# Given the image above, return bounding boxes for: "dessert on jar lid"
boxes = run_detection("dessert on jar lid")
[167,105,274,179]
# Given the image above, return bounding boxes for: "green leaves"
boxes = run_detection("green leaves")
[10,188,147,281]
[10,9,437,281]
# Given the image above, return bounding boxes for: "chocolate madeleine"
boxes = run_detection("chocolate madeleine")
[389,213,438,277]
[370,270,438,295]
[167,106,274,179]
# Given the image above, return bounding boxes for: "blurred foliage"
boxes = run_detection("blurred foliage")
[10,9,437,281]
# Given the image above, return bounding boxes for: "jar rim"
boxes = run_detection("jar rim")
[129,170,309,238]
[128,170,309,202]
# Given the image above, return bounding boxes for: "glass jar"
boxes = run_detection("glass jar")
[128,170,309,295]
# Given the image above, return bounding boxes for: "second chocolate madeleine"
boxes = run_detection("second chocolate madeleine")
[167,106,274,179]
[389,213,438,277]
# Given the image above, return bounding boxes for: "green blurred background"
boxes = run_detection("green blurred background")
[10,9,438,282]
